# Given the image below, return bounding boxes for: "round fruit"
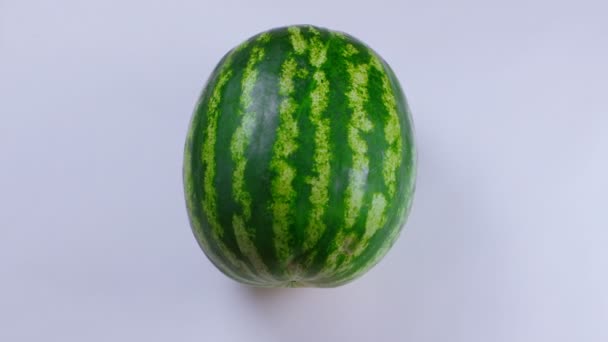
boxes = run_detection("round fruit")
[183,25,416,287]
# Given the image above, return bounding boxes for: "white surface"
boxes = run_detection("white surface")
[1,0,607,341]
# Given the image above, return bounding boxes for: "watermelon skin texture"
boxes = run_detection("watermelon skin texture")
[184,25,416,287]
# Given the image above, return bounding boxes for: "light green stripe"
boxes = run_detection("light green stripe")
[300,32,331,252]
[349,187,414,283]
[332,31,346,39]
[319,61,373,276]
[270,57,299,263]
[288,26,307,55]
[371,56,402,198]
[198,50,261,281]
[344,62,372,229]
[308,33,327,68]
[303,69,331,251]
[326,57,407,281]
[324,193,387,278]
[184,114,201,249]
[339,195,405,284]
[268,26,309,264]
[342,43,358,58]
[232,215,273,279]
[257,32,271,43]
[230,37,270,274]
[230,44,266,221]
[278,58,298,96]
[315,229,355,277]
[202,69,232,239]
[362,193,387,245]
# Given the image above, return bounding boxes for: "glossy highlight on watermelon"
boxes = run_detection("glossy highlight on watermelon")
[183,25,416,287]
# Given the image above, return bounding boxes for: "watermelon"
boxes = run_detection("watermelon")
[183,25,416,287]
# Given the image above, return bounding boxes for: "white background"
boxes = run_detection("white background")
[1,0,607,341]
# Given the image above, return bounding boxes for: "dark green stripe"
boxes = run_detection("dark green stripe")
[186,49,263,284]
[328,53,394,278]
[321,42,376,278]
[287,28,317,271]
[212,42,264,278]
[241,30,293,278]
[303,32,359,278]
[384,57,417,228]
[320,54,416,286]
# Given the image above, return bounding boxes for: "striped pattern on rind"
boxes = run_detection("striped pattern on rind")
[183,25,416,287]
